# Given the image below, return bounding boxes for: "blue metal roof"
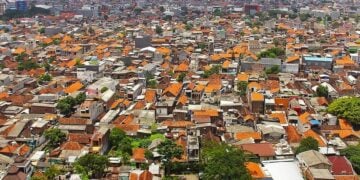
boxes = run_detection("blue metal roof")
[304,56,333,62]
[310,119,320,125]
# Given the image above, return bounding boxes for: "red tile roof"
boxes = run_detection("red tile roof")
[328,156,355,175]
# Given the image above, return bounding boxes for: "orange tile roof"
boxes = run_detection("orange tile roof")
[0,92,9,100]
[139,170,153,180]
[270,112,287,124]
[274,98,290,109]
[251,92,264,101]
[193,109,219,116]
[133,101,146,110]
[129,173,138,180]
[205,83,221,93]
[339,119,352,130]
[193,84,205,92]
[303,129,326,147]
[247,82,262,90]
[235,132,262,140]
[132,148,146,162]
[0,144,19,154]
[14,47,25,55]
[286,55,300,63]
[163,83,182,97]
[336,56,355,66]
[177,94,188,106]
[64,81,83,94]
[299,112,310,124]
[222,60,231,69]
[175,62,189,72]
[144,89,156,103]
[237,73,249,82]
[156,47,171,56]
[331,130,359,139]
[246,162,265,179]
[286,125,302,143]
[110,98,124,109]
[162,120,194,128]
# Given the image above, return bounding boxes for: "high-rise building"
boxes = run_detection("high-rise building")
[15,0,27,11]
[0,0,7,15]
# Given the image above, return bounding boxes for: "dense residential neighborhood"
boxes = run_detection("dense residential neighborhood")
[0,0,359,180]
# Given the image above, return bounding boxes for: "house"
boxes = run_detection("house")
[250,92,264,114]
[3,165,27,180]
[297,150,332,170]
[59,141,85,161]
[327,156,358,179]
[58,118,93,134]
[90,127,110,155]
[76,99,104,121]
[303,55,333,70]
[29,103,57,114]
[239,143,276,161]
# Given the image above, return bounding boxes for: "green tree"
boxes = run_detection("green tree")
[119,137,133,155]
[201,141,251,180]
[213,9,222,16]
[185,23,193,31]
[145,149,154,160]
[44,165,61,179]
[75,153,108,178]
[177,72,186,82]
[44,128,66,148]
[109,128,126,149]
[327,97,360,125]
[316,85,328,98]
[56,101,72,115]
[158,139,183,175]
[38,73,52,83]
[265,65,280,74]
[258,47,285,58]
[56,96,77,116]
[340,145,360,174]
[134,8,142,15]
[75,92,86,104]
[155,25,163,35]
[237,81,248,96]
[299,13,310,21]
[100,87,108,93]
[202,65,221,78]
[159,6,165,12]
[38,27,45,34]
[296,137,319,154]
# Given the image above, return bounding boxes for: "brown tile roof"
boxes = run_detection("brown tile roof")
[58,118,90,125]
[114,124,139,132]
[162,120,194,128]
[61,141,83,150]
[68,133,91,144]
[239,143,275,157]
